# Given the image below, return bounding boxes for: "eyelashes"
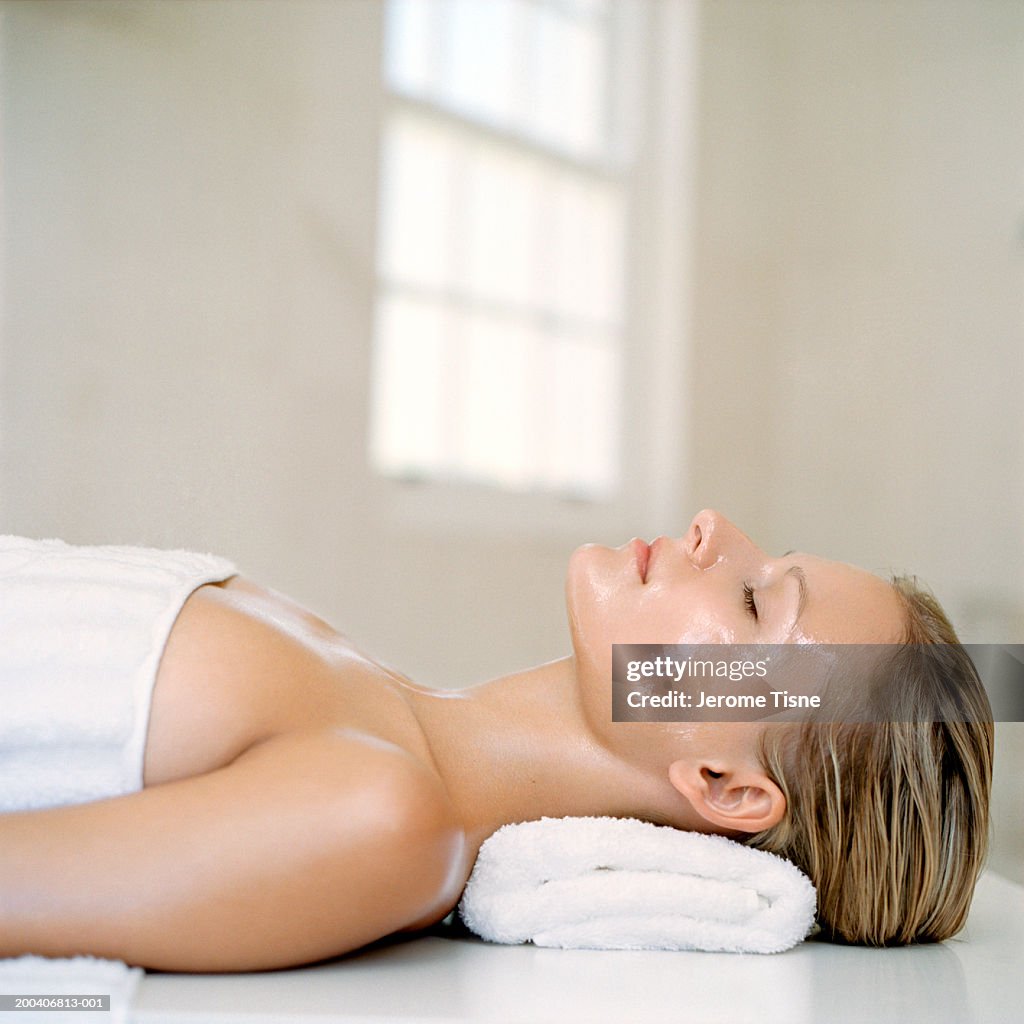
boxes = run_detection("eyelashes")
[743,582,758,620]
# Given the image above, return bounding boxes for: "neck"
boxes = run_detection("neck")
[404,656,705,851]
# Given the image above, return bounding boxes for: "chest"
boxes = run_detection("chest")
[143,579,425,787]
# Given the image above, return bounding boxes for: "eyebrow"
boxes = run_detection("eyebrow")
[785,564,808,635]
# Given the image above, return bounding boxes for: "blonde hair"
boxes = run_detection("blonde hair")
[747,575,994,945]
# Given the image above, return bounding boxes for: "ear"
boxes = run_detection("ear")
[668,758,786,835]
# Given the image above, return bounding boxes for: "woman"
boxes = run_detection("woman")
[0,510,992,971]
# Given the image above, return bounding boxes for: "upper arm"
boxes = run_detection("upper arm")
[0,729,465,971]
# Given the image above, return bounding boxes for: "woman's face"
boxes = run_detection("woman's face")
[566,508,906,688]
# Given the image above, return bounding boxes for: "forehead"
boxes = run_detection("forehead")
[790,553,905,644]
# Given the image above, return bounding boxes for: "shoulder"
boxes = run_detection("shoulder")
[334,729,468,907]
[320,727,457,829]
[245,726,469,931]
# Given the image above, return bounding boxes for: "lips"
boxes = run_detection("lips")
[632,538,651,582]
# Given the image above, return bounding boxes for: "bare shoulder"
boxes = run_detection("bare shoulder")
[240,726,470,934]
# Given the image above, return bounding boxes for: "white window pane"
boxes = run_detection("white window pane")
[548,173,625,325]
[562,20,605,157]
[461,142,542,309]
[526,8,605,159]
[370,292,453,478]
[384,0,436,95]
[378,115,463,290]
[456,312,538,490]
[527,7,567,147]
[539,332,620,496]
[440,0,522,127]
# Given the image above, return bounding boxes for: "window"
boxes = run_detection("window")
[370,0,639,501]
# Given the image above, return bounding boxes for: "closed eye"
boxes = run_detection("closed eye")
[743,582,758,620]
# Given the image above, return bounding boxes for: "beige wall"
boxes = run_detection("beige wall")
[1,0,1020,877]
[692,0,1024,630]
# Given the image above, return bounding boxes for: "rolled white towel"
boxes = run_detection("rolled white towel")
[458,816,817,954]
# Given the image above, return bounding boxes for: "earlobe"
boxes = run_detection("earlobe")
[668,759,786,835]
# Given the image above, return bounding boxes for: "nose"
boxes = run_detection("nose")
[684,509,752,569]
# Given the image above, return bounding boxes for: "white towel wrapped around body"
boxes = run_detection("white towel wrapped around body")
[0,535,236,812]
[458,816,817,954]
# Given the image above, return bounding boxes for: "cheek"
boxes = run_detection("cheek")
[569,577,743,652]
[675,602,743,644]
[627,585,743,645]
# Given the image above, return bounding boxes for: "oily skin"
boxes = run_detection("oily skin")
[0,509,908,971]
[565,508,906,745]
[567,508,905,652]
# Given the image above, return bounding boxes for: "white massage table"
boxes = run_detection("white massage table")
[132,870,1022,1023]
